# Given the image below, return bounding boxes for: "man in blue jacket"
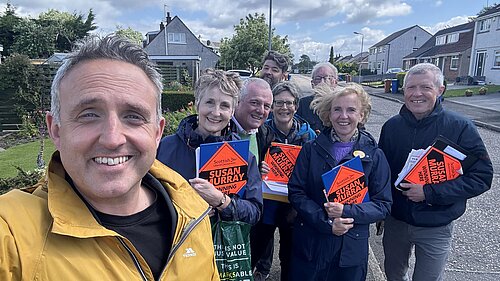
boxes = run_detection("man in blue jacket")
[379,63,493,281]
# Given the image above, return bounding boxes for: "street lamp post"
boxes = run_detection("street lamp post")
[268,0,273,51]
[354,32,364,83]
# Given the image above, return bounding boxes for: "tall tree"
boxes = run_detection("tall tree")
[219,13,292,73]
[115,25,143,45]
[0,3,22,57]
[329,46,335,64]
[11,9,96,58]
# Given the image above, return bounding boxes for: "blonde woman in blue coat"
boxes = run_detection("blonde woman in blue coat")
[288,83,392,280]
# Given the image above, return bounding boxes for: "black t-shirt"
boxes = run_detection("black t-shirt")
[95,188,173,280]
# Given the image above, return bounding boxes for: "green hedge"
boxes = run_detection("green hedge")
[161,92,195,112]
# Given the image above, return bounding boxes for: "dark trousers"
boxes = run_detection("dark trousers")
[250,218,294,280]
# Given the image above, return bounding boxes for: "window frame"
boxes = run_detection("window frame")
[167,32,186,44]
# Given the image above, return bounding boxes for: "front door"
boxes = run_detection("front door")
[475,51,486,76]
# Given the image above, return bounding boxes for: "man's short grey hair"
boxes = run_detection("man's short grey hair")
[240,78,272,101]
[404,63,444,88]
[50,35,164,125]
[312,62,338,79]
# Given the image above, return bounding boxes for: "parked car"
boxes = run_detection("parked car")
[227,69,252,80]
[386,67,404,74]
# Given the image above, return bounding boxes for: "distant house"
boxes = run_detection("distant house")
[368,25,432,74]
[403,21,475,83]
[347,52,369,70]
[469,4,500,85]
[143,13,220,84]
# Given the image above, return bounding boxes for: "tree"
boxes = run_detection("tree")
[115,25,143,45]
[329,46,335,64]
[219,13,292,73]
[0,3,22,57]
[11,9,96,58]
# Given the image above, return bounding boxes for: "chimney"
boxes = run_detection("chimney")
[160,22,165,30]
[166,12,172,25]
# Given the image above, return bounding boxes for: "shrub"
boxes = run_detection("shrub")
[396,72,406,89]
[479,86,488,95]
[161,92,195,112]
[162,102,197,136]
[465,89,473,96]
[0,167,45,195]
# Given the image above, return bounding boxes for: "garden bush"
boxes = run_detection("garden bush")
[161,92,195,112]
[0,167,44,195]
[162,102,196,136]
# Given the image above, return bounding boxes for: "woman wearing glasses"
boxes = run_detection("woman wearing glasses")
[251,81,316,281]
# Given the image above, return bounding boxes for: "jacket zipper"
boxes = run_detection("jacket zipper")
[118,237,149,281]
[166,206,212,264]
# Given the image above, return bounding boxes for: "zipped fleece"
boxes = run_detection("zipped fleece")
[379,102,493,227]
[0,152,219,281]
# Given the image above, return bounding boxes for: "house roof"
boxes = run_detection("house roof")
[477,4,500,18]
[372,25,430,47]
[404,21,474,59]
[347,52,369,63]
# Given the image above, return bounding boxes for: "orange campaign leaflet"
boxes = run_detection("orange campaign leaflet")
[395,136,478,191]
[196,140,249,196]
[322,156,370,204]
[263,142,302,184]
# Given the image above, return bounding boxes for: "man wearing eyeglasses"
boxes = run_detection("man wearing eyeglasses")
[296,62,338,133]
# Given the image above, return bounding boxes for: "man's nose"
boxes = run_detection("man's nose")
[99,115,126,148]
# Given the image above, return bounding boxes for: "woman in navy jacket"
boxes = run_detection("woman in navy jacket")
[156,69,263,224]
[288,83,392,280]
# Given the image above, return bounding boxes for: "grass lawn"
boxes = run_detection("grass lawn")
[0,139,56,179]
[444,85,500,98]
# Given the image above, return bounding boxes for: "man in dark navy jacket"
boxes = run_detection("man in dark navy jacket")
[379,63,493,281]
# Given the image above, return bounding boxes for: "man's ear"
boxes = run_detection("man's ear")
[46,112,61,150]
[156,117,166,144]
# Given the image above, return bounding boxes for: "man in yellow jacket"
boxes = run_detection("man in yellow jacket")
[0,35,219,281]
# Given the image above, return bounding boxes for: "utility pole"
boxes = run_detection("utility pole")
[354,32,364,83]
[268,0,272,51]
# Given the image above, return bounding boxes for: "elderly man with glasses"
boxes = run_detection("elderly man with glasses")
[296,62,338,133]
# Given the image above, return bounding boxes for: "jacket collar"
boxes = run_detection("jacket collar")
[399,100,443,128]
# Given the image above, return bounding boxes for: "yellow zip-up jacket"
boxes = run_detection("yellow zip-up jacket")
[0,153,219,281]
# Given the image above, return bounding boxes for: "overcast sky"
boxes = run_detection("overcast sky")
[3,0,491,62]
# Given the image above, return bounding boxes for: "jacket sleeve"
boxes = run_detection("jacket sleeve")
[342,149,393,224]
[288,144,332,235]
[423,124,493,205]
[219,154,263,224]
[0,218,20,281]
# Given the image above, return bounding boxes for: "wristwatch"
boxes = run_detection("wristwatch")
[215,193,227,208]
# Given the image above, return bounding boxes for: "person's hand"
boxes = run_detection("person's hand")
[400,183,425,202]
[331,217,354,236]
[324,202,344,218]
[260,161,270,176]
[189,178,224,207]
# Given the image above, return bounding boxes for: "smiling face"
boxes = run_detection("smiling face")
[404,71,444,120]
[196,86,234,137]
[272,91,296,128]
[234,83,273,131]
[311,66,337,88]
[329,93,364,142]
[260,59,286,87]
[46,59,165,213]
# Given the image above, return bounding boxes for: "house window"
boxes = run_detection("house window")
[450,56,459,70]
[168,33,186,44]
[494,51,500,68]
[436,35,446,45]
[447,33,458,44]
[478,18,492,32]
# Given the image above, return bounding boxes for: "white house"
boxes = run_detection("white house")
[368,25,432,74]
[468,4,500,85]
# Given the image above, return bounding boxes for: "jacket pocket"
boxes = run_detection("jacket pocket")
[339,228,369,267]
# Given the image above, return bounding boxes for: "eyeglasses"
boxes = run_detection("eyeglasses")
[313,75,336,83]
[274,100,295,108]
